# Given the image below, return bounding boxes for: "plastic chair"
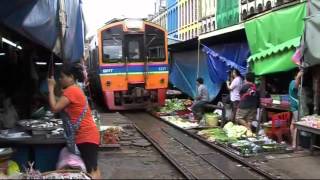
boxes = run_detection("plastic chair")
[266,112,292,143]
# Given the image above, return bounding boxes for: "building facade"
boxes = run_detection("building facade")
[178,0,199,41]
[150,0,302,41]
[199,0,216,34]
[167,0,179,39]
[152,0,167,29]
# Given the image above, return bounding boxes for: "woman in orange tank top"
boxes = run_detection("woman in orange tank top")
[47,63,100,178]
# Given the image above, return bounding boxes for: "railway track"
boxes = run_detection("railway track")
[124,112,276,179]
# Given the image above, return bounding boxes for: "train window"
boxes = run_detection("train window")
[102,26,123,63]
[128,41,140,60]
[145,25,165,62]
[125,34,144,62]
[103,38,122,63]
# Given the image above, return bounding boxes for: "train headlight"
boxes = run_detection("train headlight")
[106,81,111,87]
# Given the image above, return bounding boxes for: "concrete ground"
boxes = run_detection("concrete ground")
[254,150,320,179]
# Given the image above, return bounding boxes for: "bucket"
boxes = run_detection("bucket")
[299,131,311,149]
[205,114,219,127]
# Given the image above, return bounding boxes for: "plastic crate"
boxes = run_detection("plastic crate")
[280,95,289,101]
[271,94,280,101]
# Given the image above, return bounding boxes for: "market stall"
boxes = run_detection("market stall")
[196,122,290,157]
[0,0,94,177]
[151,96,291,158]
[294,0,320,153]
[295,115,320,154]
[243,2,308,146]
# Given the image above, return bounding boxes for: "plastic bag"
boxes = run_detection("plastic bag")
[56,147,86,172]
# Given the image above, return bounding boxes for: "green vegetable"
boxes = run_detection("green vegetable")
[198,128,236,143]
[160,99,186,113]
[223,122,248,138]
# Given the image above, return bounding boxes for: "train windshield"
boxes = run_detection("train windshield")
[145,25,165,62]
[102,26,123,63]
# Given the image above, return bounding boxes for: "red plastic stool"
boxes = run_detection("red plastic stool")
[266,112,291,143]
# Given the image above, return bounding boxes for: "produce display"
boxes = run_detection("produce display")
[159,99,188,114]
[299,115,320,128]
[155,97,291,157]
[197,128,237,143]
[223,122,252,138]
[229,136,286,156]
[100,126,123,145]
[161,116,198,129]
[196,122,288,156]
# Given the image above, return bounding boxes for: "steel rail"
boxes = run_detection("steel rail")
[132,122,197,179]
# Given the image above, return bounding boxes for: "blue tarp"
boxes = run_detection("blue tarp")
[202,45,247,84]
[0,0,85,62]
[169,42,249,101]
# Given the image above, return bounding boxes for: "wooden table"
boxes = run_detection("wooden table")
[0,135,65,147]
[260,104,291,123]
[261,104,290,112]
[294,121,320,154]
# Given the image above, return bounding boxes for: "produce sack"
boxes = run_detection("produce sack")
[56,147,86,172]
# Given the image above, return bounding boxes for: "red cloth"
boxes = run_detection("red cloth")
[63,85,100,145]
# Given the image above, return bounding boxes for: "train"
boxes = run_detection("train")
[87,19,168,110]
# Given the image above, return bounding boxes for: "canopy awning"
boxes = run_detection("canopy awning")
[245,3,306,75]
[0,0,85,63]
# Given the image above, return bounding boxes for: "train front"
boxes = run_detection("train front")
[98,19,168,110]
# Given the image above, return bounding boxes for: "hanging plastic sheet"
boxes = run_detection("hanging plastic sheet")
[0,0,85,62]
[301,0,320,67]
[202,45,247,84]
[169,42,249,101]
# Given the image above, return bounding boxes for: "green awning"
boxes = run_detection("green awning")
[248,36,301,62]
[250,49,297,76]
[245,3,306,75]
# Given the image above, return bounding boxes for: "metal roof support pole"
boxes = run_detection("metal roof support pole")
[197,38,200,78]
[58,0,67,62]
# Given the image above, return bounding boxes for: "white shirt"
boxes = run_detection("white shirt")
[197,84,209,102]
[230,76,243,102]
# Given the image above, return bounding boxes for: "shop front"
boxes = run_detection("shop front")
[151,28,293,157]
[245,2,308,146]
[293,0,320,154]
[0,0,92,178]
